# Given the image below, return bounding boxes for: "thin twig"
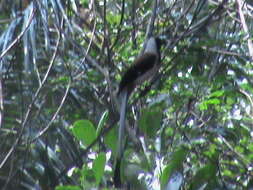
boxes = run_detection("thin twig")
[80,0,97,67]
[218,134,250,169]
[31,79,71,142]
[110,0,125,50]
[0,78,2,128]
[238,88,253,117]
[0,18,62,169]
[237,0,253,60]
[0,8,36,60]
[145,0,158,39]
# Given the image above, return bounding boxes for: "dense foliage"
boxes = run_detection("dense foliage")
[0,0,252,189]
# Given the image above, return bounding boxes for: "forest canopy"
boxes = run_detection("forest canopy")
[0,0,253,189]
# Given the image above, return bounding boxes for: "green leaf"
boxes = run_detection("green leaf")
[79,164,94,185]
[71,120,96,146]
[209,90,225,98]
[206,98,220,105]
[203,144,218,159]
[223,169,233,177]
[96,110,109,136]
[160,146,188,189]
[93,152,106,185]
[248,143,253,152]
[139,105,163,137]
[226,97,235,105]
[104,127,117,155]
[55,185,81,190]
[107,12,121,25]
[51,76,70,84]
[199,101,208,110]
[189,163,217,190]
[199,98,220,110]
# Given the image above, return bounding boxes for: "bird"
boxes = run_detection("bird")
[114,36,164,188]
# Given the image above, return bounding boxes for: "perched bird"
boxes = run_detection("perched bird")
[114,36,164,187]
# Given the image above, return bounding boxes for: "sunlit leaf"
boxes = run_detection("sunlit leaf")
[93,152,106,185]
[206,98,220,105]
[209,90,225,98]
[199,101,208,110]
[107,12,121,25]
[71,120,96,146]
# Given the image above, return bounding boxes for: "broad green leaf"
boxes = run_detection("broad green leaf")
[104,127,118,155]
[199,102,208,110]
[209,90,225,98]
[206,98,220,105]
[199,98,220,110]
[93,152,106,185]
[223,169,233,177]
[71,120,96,146]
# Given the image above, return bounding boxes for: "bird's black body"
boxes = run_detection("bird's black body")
[114,36,164,188]
[118,53,157,94]
[118,37,162,95]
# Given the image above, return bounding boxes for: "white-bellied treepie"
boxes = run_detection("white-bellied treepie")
[114,37,164,187]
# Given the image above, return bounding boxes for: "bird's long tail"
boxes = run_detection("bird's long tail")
[114,89,128,187]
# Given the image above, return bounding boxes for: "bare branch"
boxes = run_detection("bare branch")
[237,0,253,60]
[0,8,36,60]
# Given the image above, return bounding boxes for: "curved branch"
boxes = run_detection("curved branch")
[0,17,62,169]
[0,8,36,59]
